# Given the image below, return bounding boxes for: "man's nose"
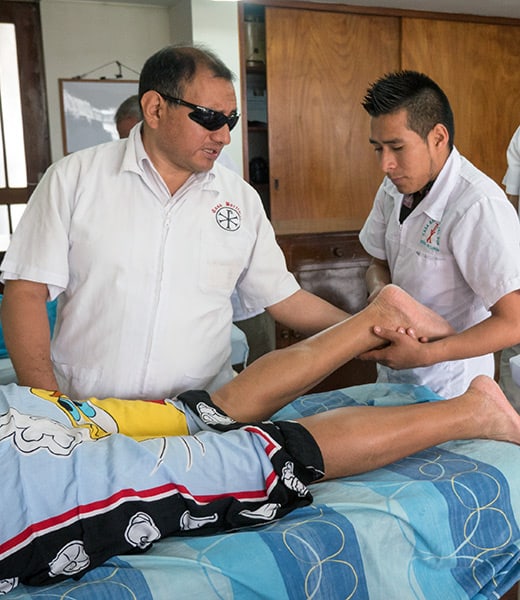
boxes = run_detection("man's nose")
[380,149,396,173]
[211,125,231,145]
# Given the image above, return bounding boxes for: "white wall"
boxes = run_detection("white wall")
[169,0,193,44]
[40,0,171,162]
[191,0,242,171]
[39,0,242,170]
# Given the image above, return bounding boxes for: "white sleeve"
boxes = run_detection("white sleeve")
[0,159,72,291]
[503,125,520,195]
[451,194,520,309]
[359,182,389,261]
[232,202,299,314]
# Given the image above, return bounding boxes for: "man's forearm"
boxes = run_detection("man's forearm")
[267,289,348,337]
[507,194,519,212]
[366,260,391,302]
[4,326,59,390]
[425,315,520,366]
[1,280,59,390]
[9,347,59,390]
[367,312,520,371]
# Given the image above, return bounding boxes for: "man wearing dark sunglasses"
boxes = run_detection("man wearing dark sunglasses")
[1,45,348,405]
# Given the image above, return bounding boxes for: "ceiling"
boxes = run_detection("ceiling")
[79,0,520,20]
[304,0,520,19]
[129,0,520,20]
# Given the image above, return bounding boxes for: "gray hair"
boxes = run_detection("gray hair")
[115,94,142,124]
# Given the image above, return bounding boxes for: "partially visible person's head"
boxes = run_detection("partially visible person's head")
[138,45,235,101]
[115,94,142,138]
[362,70,454,149]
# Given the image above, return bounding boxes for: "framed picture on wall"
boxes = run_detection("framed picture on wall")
[59,79,139,154]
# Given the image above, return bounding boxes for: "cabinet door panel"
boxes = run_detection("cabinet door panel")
[401,18,520,188]
[265,7,399,234]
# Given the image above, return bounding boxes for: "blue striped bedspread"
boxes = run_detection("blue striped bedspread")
[5,383,520,599]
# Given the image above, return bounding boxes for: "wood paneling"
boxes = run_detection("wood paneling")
[247,6,520,234]
[265,7,400,234]
[401,18,520,187]
[501,585,519,600]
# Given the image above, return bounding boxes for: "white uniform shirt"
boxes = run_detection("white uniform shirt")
[360,148,520,398]
[1,126,299,399]
[503,124,520,200]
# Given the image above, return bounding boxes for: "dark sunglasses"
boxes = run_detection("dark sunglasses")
[157,92,240,132]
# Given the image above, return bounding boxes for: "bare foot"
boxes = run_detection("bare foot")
[371,284,455,340]
[466,375,520,445]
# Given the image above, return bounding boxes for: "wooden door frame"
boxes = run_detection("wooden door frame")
[0,0,51,206]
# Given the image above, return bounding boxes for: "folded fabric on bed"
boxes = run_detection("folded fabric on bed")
[0,385,324,588]
[3,383,520,599]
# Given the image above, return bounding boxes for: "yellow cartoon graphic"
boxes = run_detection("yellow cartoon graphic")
[31,389,189,440]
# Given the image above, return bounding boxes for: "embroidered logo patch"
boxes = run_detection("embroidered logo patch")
[419,218,441,252]
[212,202,241,231]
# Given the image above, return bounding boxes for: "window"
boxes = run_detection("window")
[0,22,27,249]
[0,1,50,252]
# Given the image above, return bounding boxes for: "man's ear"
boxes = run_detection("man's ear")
[140,90,163,128]
[430,123,450,149]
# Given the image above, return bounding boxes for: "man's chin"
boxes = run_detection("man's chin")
[393,184,408,194]
[393,182,416,195]
[201,153,219,169]
[193,158,216,173]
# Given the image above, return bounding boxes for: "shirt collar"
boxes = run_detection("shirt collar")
[121,123,217,193]
[120,121,144,174]
[421,148,460,221]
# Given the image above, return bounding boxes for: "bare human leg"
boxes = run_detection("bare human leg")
[212,285,455,421]
[301,375,520,480]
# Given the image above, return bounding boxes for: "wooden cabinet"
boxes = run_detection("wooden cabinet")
[400,17,520,187]
[277,231,377,391]
[265,7,399,235]
[239,3,520,232]
[277,231,373,322]
[242,5,270,216]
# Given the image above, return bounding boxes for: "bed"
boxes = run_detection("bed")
[3,382,519,599]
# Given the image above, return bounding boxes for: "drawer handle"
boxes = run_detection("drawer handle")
[332,246,344,257]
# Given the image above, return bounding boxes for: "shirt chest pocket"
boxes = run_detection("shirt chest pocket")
[387,218,453,274]
[198,231,250,294]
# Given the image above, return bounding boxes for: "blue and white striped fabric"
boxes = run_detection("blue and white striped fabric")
[3,383,520,599]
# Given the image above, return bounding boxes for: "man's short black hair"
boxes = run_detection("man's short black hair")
[138,44,235,101]
[362,70,454,148]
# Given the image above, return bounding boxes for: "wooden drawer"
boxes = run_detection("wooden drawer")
[277,231,371,316]
[278,231,370,269]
